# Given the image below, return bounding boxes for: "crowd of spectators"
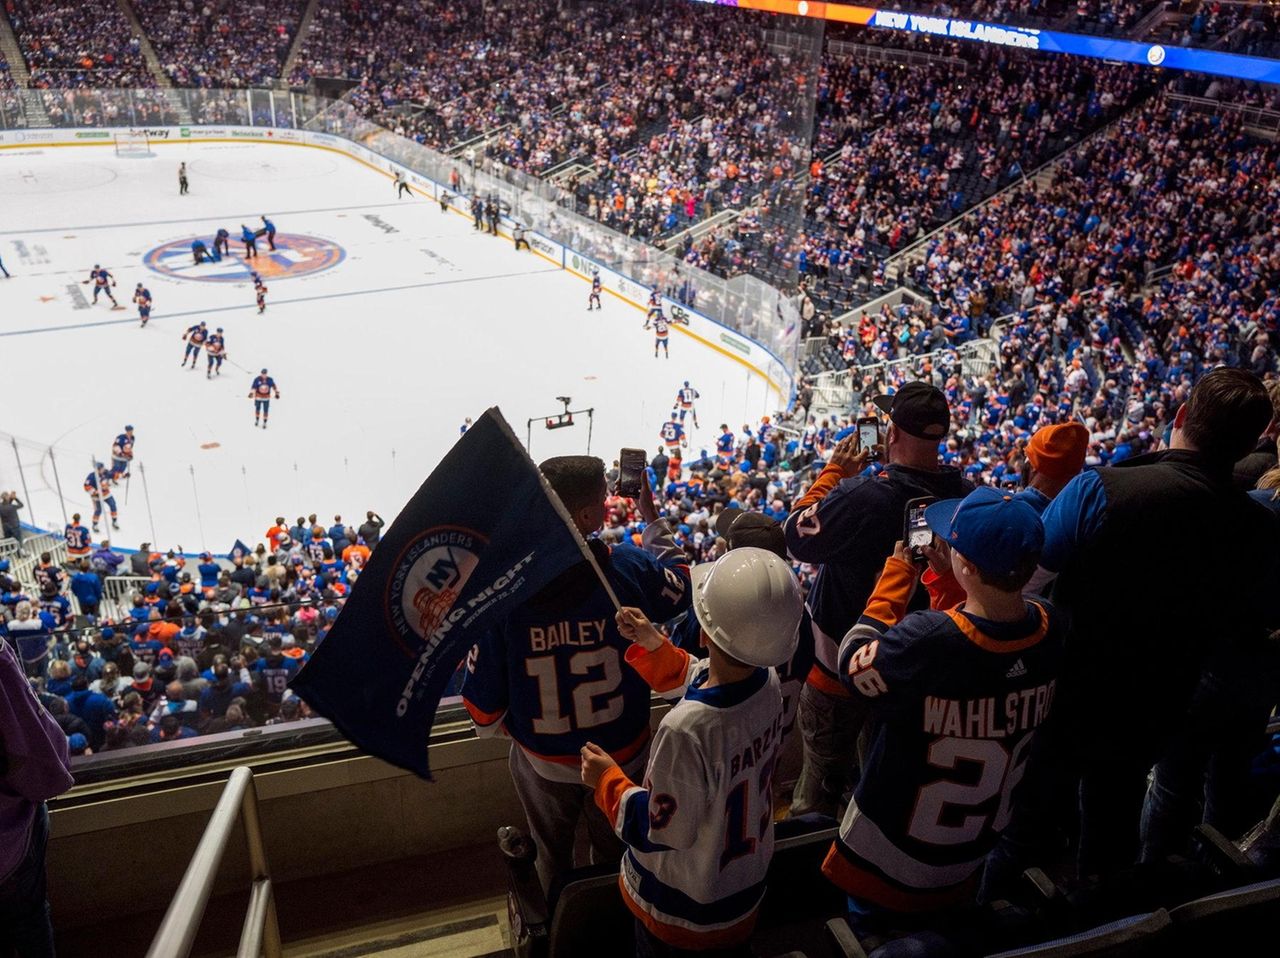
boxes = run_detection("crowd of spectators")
[685,42,1149,319]
[0,510,389,752]
[131,0,309,88]
[3,0,154,88]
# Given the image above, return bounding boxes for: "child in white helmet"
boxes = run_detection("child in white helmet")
[581,547,803,955]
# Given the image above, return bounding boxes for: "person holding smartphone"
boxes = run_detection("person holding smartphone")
[783,381,972,819]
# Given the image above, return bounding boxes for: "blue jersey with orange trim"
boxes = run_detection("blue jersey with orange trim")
[716,432,735,457]
[84,471,111,497]
[64,523,91,555]
[648,288,661,308]
[205,333,225,356]
[648,313,669,339]
[461,524,691,782]
[251,376,276,398]
[822,557,1065,911]
[134,288,151,311]
[89,268,113,287]
[592,274,602,293]
[660,421,684,447]
[253,656,299,703]
[676,386,698,409]
[112,433,134,461]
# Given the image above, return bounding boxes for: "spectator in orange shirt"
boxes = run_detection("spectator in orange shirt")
[341,540,371,566]
[265,516,288,550]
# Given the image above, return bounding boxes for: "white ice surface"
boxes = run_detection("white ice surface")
[0,141,778,551]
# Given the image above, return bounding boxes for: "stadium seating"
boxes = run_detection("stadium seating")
[500,816,842,958]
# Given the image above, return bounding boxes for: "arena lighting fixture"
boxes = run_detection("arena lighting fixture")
[691,0,1280,84]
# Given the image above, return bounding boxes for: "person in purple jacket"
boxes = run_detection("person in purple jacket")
[0,636,74,957]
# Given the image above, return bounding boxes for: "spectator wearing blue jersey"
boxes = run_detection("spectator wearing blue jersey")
[824,491,1062,944]
[784,382,971,820]
[462,457,692,896]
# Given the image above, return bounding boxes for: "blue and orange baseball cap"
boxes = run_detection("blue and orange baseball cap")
[925,487,1044,576]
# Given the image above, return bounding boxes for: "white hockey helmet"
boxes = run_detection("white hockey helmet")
[689,547,802,668]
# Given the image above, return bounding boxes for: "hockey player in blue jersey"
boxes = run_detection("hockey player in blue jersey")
[205,328,226,378]
[715,424,736,466]
[644,308,671,359]
[84,463,118,533]
[659,414,686,458]
[133,284,152,327]
[64,514,92,561]
[180,321,208,368]
[249,368,280,428]
[461,458,691,896]
[241,224,258,259]
[675,380,700,428]
[581,548,803,954]
[588,268,602,310]
[261,215,277,250]
[110,425,134,480]
[84,265,118,306]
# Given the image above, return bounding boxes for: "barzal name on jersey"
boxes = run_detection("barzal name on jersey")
[593,638,784,949]
[821,556,1064,911]
[462,521,691,782]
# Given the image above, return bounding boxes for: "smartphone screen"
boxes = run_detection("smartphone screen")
[907,505,932,550]
[618,448,646,499]
[857,418,879,459]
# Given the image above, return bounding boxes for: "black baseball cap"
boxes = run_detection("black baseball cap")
[711,508,786,558]
[872,381,951,440]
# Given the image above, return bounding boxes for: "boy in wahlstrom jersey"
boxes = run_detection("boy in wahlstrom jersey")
[462,458,690,896]
[822,488,1064,945]
[582,547,804,956]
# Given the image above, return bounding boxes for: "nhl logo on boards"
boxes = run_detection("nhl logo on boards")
[387,527,485,646]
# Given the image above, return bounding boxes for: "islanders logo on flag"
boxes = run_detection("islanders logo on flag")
[144,233,345,283]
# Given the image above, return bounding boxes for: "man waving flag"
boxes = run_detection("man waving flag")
[291,407,613,778]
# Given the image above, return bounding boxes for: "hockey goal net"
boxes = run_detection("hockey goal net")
[113,131,151,157]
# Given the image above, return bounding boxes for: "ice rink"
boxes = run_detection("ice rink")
[0,140,781,549]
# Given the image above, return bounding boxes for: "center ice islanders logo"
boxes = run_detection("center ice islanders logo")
[388,527,485,646]
[143,233,345,283]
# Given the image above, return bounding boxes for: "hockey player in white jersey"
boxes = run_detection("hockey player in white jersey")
[581,548,804,954]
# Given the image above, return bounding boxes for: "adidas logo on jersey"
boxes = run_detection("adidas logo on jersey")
[1005,658,1028,679]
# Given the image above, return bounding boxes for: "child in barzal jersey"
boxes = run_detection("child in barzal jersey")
[581,548,803,955]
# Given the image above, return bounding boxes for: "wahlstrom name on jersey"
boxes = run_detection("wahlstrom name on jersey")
[922,679,1056,740]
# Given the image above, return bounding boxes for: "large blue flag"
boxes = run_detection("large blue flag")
[290,407,603,778]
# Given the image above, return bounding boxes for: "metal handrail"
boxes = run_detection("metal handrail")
[146,767,282,958]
